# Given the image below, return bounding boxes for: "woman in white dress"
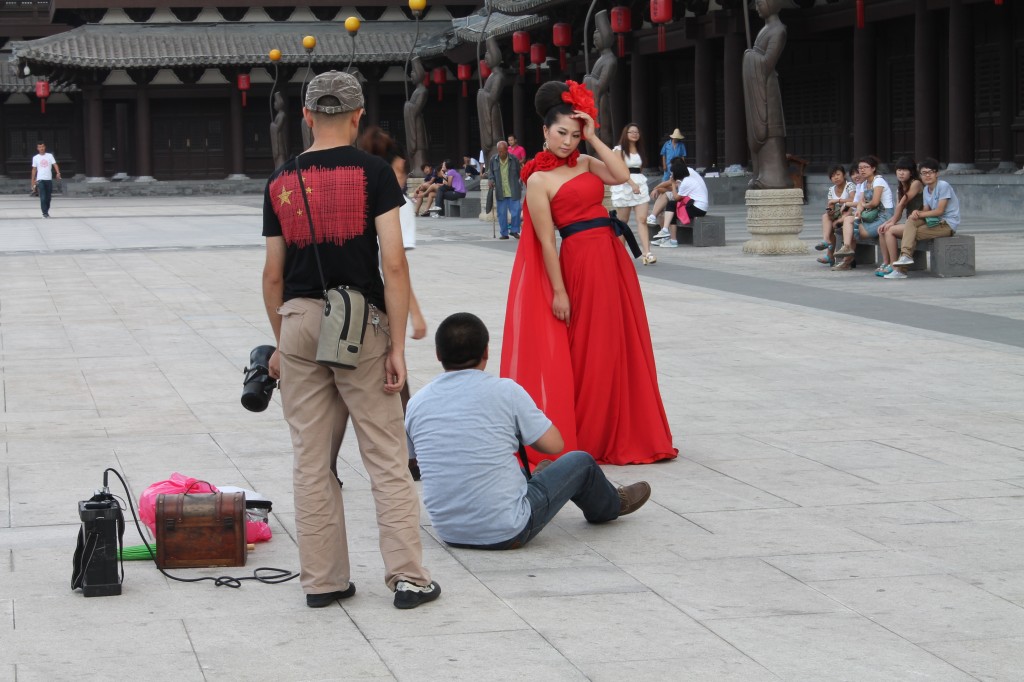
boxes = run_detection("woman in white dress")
[610,123,655,264]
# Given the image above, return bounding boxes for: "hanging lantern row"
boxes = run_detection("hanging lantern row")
[650,0,672,53]
[610,6,631,58]
[552,23,571,72]
[457,63,472,97]
[237,73,250,107]
[431,66,446,101]
[35,79,49,114]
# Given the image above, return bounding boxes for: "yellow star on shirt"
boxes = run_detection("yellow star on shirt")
[305,186,313,195]
[277,186,293,206]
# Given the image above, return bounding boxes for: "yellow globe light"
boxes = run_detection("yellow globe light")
[268,48,282,62]
[409,0,427,11]
[302,35,317,50]
[344,16,361,33]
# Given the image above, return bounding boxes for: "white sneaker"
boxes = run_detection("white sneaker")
[427,206,442,213]
[892,255,914,266]
[646,214,658,226]
[657,239,678,248]
[653,227,670,240]
[883,269,907,279]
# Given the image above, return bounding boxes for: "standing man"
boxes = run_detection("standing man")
[659,129,687,181]
[30,142,61,218]
[262,71,439,610]
[507,134,526,162]
[488,141,522,240]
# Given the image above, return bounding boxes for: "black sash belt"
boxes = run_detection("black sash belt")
[627,167,642,173]
[558,214,642,259]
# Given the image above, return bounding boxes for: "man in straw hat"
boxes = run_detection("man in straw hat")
[261,70,440,611]
[660,128,688,181]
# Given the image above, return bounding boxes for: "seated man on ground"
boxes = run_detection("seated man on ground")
[884,157,960,280]
[405,313,652,550]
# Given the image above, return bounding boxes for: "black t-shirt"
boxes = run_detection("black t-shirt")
[263,147,404,311]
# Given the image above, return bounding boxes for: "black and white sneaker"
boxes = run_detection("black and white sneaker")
[306,582,356,608]
[427,206,442,213]
[393,580,441,609]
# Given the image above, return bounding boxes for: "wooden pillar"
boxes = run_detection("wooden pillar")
[947,0,974,170]
[228,88,246,179]
[629,51,649,163]
[457,87,470,161]
[995,1,1015,170]
[512,78,525,146]
[0,95,8,178]
[84,88,105,181]
[135,89,153,181]
[365,78,380,127]
[723,30,746,168]
[694,36,716,169]
[612,59,628,137]
[852,24,876,159]
[914,0,938,161]
[114,102,128,176]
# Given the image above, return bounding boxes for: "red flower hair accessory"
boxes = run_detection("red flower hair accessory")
[561,80,600,134]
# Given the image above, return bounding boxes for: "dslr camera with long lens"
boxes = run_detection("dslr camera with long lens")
[241,345,277,412]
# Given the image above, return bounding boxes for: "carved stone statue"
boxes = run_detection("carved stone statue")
[476,37,511,165]
[583,10,617,148]
[270,91,289,169]
[742,0,790,189]
[404,57,429,171]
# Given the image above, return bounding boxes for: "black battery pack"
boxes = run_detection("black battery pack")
[72,497,124,597]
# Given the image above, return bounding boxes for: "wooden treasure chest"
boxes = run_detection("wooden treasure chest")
[155,492,246,569]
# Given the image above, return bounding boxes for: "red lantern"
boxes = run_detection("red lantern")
[530,43,547,83]
[479,59,492,82]
[512,31,531,77]
[431,66,446,101]
[610,6,632,58]
[35,79,50,114]
[650,0,672,53]
[237,73,250,107]
[457,63,472,97]
[553,23,571,72]
[856,0,864,28]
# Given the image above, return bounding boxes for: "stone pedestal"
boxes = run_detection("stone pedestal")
[743,188,807,255]
[478,178,494,221]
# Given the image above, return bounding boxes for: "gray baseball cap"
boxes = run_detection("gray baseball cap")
[304,70,364,114]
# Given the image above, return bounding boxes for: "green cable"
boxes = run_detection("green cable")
[119,544,157,561]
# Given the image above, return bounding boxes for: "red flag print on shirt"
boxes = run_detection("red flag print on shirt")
[269,165,368,247]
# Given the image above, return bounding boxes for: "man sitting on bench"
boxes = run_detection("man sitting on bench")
[405,313,652,550]
[656,158,709,249]
[884,158,960,280]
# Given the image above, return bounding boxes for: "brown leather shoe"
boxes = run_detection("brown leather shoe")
[617,482,651,516]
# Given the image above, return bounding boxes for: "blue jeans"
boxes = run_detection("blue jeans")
[37,180,53,216]
[496,198,521,237]
[448,451,620,550]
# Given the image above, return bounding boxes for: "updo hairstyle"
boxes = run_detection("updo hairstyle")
[535,81,575,128]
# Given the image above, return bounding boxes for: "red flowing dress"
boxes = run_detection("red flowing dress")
[501,170,677,466]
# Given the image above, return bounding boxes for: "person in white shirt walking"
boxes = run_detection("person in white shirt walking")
[30,142,62,218]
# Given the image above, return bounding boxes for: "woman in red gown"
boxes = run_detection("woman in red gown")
[500,80,677,466]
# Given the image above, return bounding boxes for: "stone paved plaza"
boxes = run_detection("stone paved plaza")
[2,192,1024,681]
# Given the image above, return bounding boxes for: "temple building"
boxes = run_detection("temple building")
[2,0,1020,181]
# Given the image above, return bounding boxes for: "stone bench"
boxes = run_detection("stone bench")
[675,215,726,247]
[444,196,481,218]
[837,228,975,277]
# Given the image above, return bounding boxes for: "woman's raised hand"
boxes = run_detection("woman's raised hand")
[573,110,597,141]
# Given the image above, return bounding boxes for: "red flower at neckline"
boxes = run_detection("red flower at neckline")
[520,149,580,184]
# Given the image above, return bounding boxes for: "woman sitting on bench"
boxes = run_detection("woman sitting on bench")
[882,158,961,280]
[876,156,923,276]
[832,156,893,271]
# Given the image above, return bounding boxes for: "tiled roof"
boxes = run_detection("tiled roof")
[451,11,548,42]
[0,54,79,93]
[489,0,577,16]
[9,21,452,70]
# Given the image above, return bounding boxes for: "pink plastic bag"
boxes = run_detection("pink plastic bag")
[138,473,272,543]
